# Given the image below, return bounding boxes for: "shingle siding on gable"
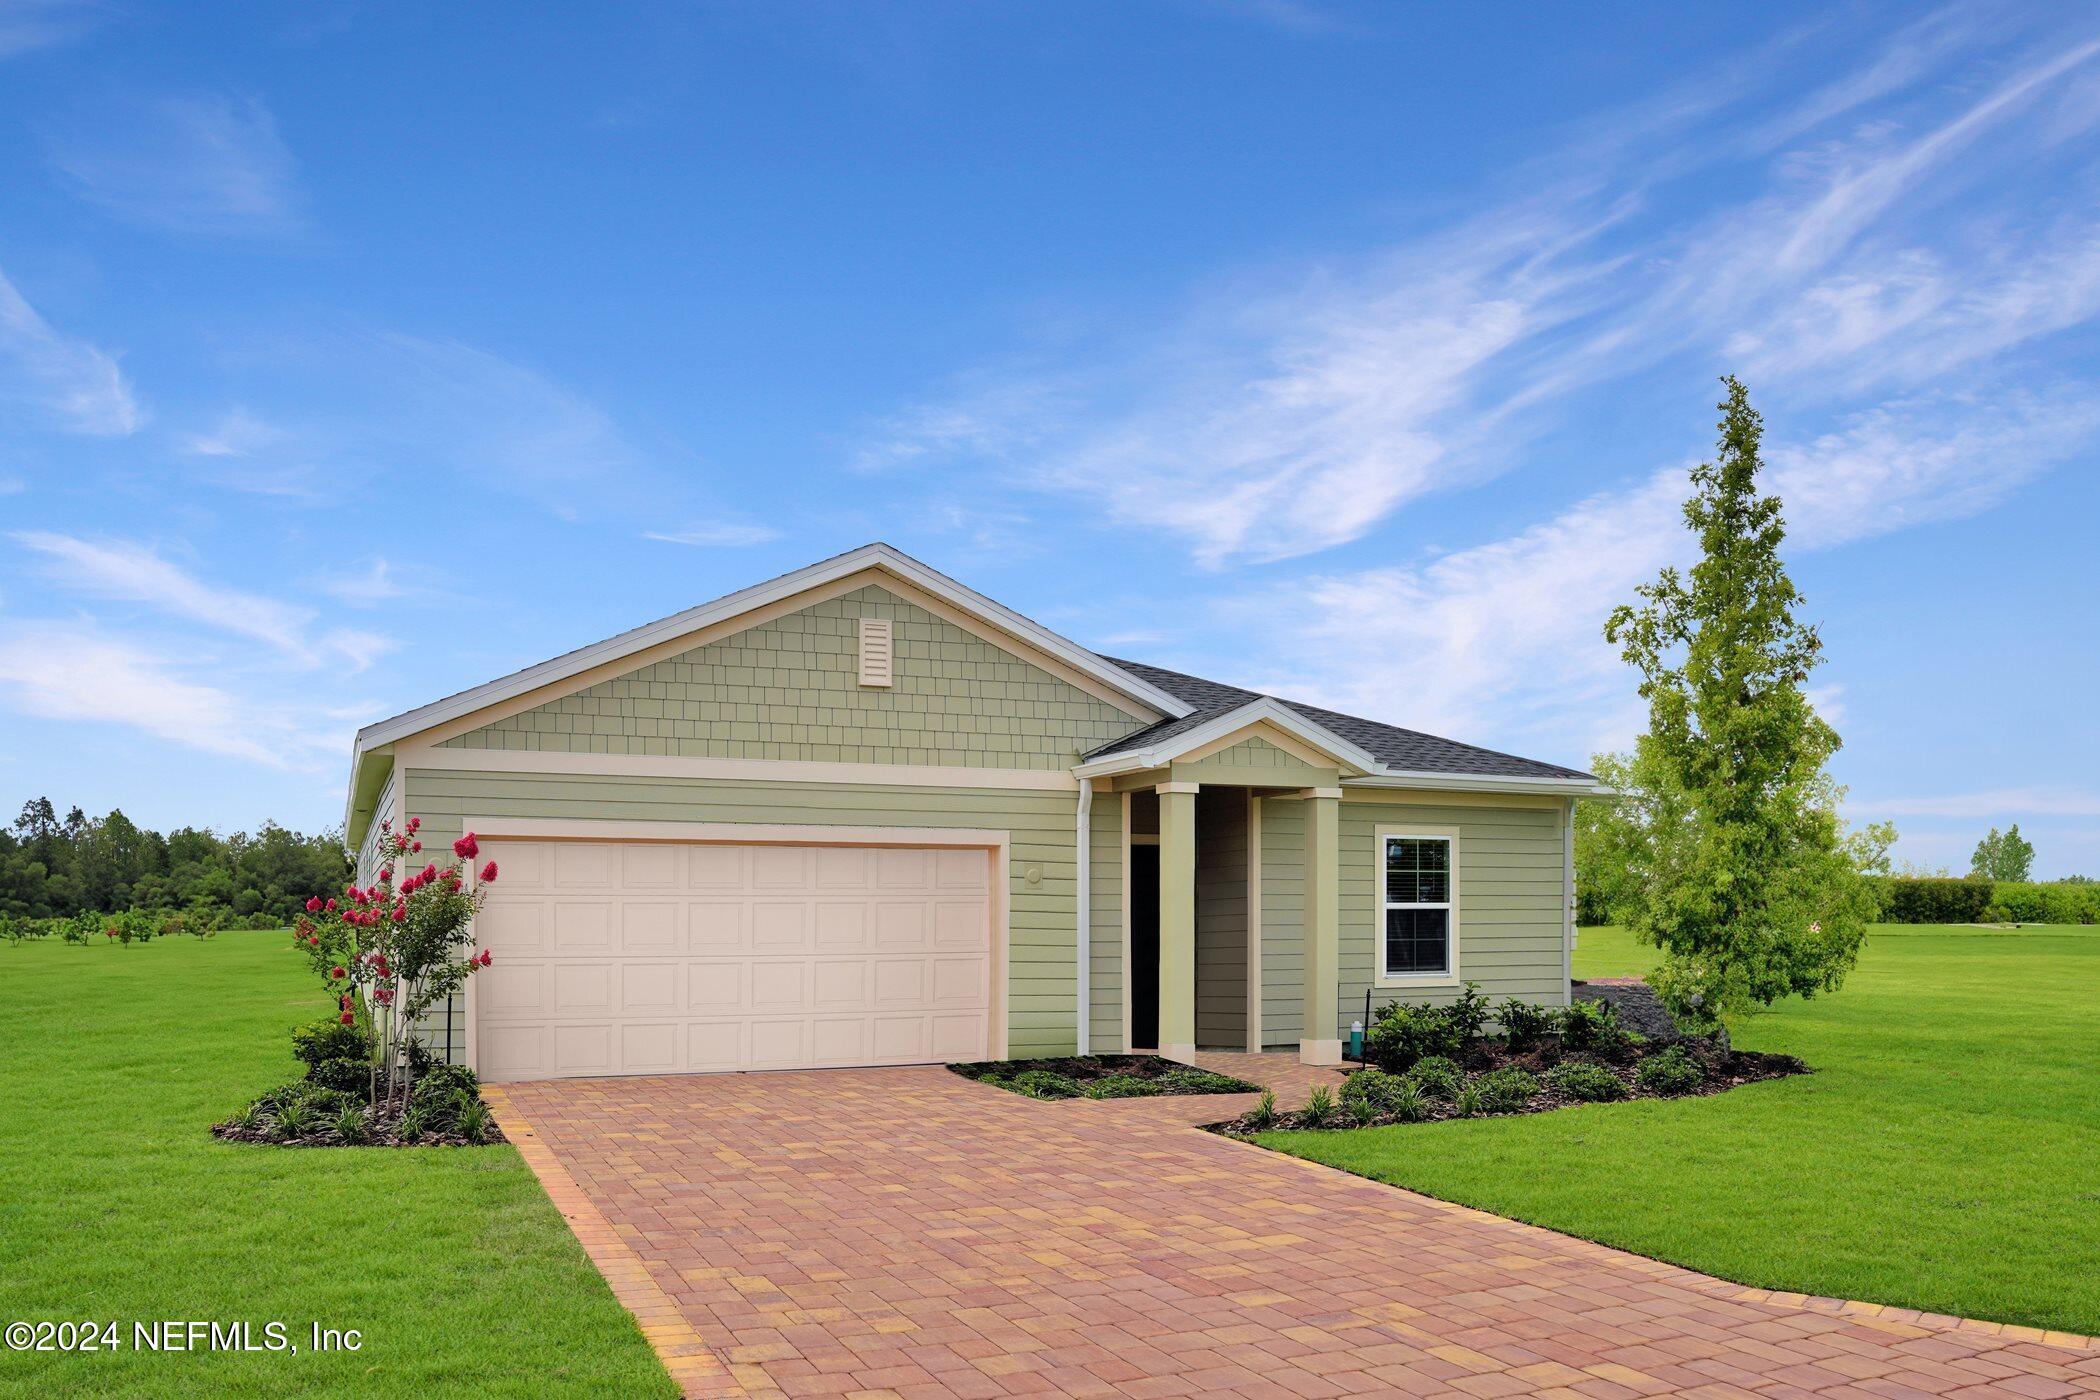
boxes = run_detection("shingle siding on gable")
[440,585,1149,767]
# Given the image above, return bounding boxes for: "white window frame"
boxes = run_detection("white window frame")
[1375,824,1461,988]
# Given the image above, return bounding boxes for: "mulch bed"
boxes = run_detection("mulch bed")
[211,1103,506,1149]
[949,1054,1260,1098]
[1217,1036,1806,1133]
[1572,978,1685,1040]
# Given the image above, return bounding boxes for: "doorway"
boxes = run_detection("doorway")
[1130,843,1159,1050]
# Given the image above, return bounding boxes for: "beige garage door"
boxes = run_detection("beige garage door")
[471,838,993,1083]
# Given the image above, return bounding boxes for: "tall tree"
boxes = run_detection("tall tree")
[1969,825,2036,882]
[1603,377,1876,1021]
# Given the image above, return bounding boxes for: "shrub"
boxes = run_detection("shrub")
[273,1100,314,1140]
[1498,998,1555,1052]
[1246,1088,1277,1130]
[1301,1085,1336,1127]
[455,1095,493,1144]
[1447,982,1494,1040]
[1635,1046,1704,1095]
[1469,1066,1538,1114]
[1403,1055,1464,1100]
[1993,882,2100,926]
[1385,1079,1429,1123]
[1009,1069,1082,1100]
[411,1063,479,1105]
[1558,1000,1631,1058]
[292,1017,371,1070]
[1084,1074,1163,1099]
[332,1105,368,1144]
[1546,1062,1627,1102]
[1873,876,1994,924]
[308,1057,373,1098]
[1349,1094,1378,1126]
[1365,1001,1465,1072]
[1453,1085,1484,1118]
[1340,1068,1407,1112]
[1156,1068,1256,1094]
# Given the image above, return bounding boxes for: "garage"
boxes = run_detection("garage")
[469,836,997,1083]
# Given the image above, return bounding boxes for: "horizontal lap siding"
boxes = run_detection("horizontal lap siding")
[1259,798,1305,1048]
[1088,793,1124,1054]
[401,768,1083,1059]
[1337,797,1568,1038]
[354,766,398,887]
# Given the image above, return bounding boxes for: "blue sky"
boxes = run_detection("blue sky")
[2,2,2097,876]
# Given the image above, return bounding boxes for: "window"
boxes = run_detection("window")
[1382,834,1452,979]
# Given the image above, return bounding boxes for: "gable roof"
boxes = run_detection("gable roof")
[1082,657,1595,785]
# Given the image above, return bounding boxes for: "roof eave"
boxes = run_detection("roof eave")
[1343,770,1601,796]
[1072,697,1382,779]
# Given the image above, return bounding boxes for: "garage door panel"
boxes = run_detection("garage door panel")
[477,838,996,1083]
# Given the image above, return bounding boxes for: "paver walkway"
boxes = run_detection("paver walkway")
[490,1057,2100,1399]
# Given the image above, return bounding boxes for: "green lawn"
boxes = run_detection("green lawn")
[0,932,675,1399]
[1263,923,2100,1336]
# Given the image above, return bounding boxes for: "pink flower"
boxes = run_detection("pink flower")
[374,987,393,1006]
[379,867,393,884]
[339,1011,355,1025]
[480,949,493,967]
[407,816,421,833]
[324,897,336,912]
[339,994,351,1010]
[305,896,322,914]
[410,840,422,853]
[391,905,406,923]
[330,965,346,979]
[480,861,499,884]
[453,832,479,860]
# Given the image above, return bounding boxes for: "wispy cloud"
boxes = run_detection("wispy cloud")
[12,531,391,671]
[643,522,782,547]
[864,18,2100,566]
[1857,787,2100,819]
[0,0,103,59]
[1228,389,2100,753]
[42,93,307,238]
[312,558,412,607]
[0,621,352,768]
[0,264,141,434]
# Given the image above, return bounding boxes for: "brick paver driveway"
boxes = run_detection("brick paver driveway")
[491,1061,2099,1399]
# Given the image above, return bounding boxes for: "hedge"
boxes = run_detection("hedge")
[1871,877,2100,925]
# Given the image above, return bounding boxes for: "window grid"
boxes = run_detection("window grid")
[1382,835,1452,979]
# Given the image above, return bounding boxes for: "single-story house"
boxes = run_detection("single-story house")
[344,543,1598,1083]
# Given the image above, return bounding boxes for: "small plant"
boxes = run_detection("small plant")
[455,1094,493,1144]
[1498,998,1554,1052]
[1009,1069,1082,1100]
[1558,1000,1633,1059]
[1387,1079,1429,1123]
[1453,1085,1484,1118]
[1246,1088,1277,1129]
[273,1100,313,1140]
[1349,1094,1377,1126]
[1546,1061,1627,1102]
[1470,1066,1539,1114]
[1403,1055,1464,1100]
[308,1057,372,1098]
[1340,1068,1407,1113]
[397,1104,431,1144]
[333,1105,368,1144]
[1447,982,1494,1040]
[1300,1085,1336,1127]
[227,1101,264,1133]
[1364,1001,1465,1072]
[1084,1074,1163,1099]
[293,1017,372,1071]
[1635,1046,1704,1095]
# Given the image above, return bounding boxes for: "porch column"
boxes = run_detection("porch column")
[1300,787,1342,1065]
[1157,782,1199,1064]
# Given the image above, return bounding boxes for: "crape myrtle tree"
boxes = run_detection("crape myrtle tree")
[292,817,498,1105]
[1601,377,1879,1023]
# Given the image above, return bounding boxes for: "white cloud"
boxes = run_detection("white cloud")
[0,622,352,769]
[42,93,306,238]
[0,264,141,435]
[643,523,782,547]
[12,531,391,671]
[313,558,411,606]
[865,21,2100,566]
[1231,390,2098,754]
[178,407,290,459]
[0,0,103,59]
[1858,788,2100,819]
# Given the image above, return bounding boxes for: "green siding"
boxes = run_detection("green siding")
[400,766,1085,1059]
[1088,791,1124,1054]
[1173,736,1338,788]
[440,585,1148,768]
[1194,787,1249,1049]
[354,765,398,887]
[1258,796,1305,1048]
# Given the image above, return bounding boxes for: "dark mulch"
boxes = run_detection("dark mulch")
[949,1054,1260,1099]
[1573,978,1686,1040]
[211,1101,505,1149]
[1215,1036,1806,1133]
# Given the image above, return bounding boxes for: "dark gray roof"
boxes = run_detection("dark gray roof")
[1088,658,1594,782]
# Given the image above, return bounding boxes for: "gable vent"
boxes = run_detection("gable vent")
[857,617,894,688]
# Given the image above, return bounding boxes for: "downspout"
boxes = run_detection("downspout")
[1075,780,1093,1054]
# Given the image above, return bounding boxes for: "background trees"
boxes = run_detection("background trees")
[1970,825,2036,882]
[0,798,348,923]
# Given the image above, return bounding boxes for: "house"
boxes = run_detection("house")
[343,543,1597,1083]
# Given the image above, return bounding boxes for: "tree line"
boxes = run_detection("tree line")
[0,798,351,924]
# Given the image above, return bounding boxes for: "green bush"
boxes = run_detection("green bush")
[1403,1055,1464,1100]
[1246,1088,1277,1129]
[1083,1074,1162,1099]
[1635,1046,1704,1095]
[292,1017,371,1070]
[1558,1000,1632,1058]
[1992,882,2100,925]
[1546,1061,1627,1102]
[1447,982,1494,1040]
[1873,876,1995,924]
[1469,1066,1538,1114]
[1385,1079,1429,1122]
[1340,1068,1404,1111]
[1300,1084,1336,1127]
[1366,1003,1465,1072]
[1009,1069,1081,1100]
[1155,1069,1253,1094]
[308,1057,372,1098]
[1498,998,1555,1051]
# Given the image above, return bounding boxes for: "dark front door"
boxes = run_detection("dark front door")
[1130,843,1159,1049]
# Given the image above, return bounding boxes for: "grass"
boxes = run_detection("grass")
[1261,923,2100,1336]
[0,931,676,1399]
